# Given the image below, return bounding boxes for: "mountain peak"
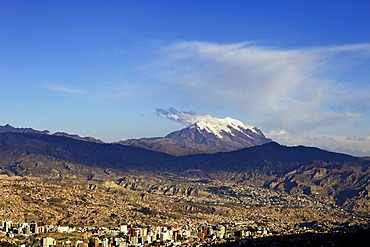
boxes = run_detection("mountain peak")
[190,117,258,139]
[119,117,272,156]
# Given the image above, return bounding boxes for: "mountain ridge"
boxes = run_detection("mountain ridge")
[0,124,103,143]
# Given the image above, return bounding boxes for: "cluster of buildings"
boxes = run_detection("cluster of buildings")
[114,224,228,246]
[1,219,274,247]
[1,220,47,235]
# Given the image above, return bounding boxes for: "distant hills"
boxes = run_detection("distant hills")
[0,124,103,143]
[0,131,369,213]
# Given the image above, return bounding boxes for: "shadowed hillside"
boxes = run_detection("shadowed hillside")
[1,132,369,213]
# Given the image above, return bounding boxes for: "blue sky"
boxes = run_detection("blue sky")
[1,0,370,156]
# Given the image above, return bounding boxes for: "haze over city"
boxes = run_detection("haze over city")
[1,0,370,156]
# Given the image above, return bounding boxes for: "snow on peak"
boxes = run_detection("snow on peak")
[156,108,259,139]
[191,116,257,139]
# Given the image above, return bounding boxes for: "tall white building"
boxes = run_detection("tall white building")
[42,237,56,247]
[120,225,128,234]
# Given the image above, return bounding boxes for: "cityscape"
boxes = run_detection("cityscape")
[1,178,369,246]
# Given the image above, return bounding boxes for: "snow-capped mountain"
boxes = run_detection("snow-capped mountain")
[165,118,271,149]
[119,117,272,156]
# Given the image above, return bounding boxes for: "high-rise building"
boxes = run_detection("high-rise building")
[129,228,141,238]
[140,227,148,237]
[130,236,138,245]
[42,237,56,247]
[2,221,12,232]
[24,226,31,235]
[29,223,37,233]
[119,225,128,234]
[218,225,226,238]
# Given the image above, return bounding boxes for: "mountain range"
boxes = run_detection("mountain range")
[1,119,272,156]
[0,124,369,214]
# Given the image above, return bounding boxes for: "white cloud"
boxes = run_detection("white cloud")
[155,107,231,127]
[153,41,370,134]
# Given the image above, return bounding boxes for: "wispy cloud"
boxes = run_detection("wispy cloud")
[44,82,140,100]
[155,107,201,126]
[97,82,141,100]
[44,84,84,95]
[150,41,370,156]
[152,41,370,134]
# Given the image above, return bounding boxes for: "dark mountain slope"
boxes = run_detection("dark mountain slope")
[1,132,369,212]
[0,132,176,172]
[0,133,365,175]
[178,142,360,172]
[0,133,364,173]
